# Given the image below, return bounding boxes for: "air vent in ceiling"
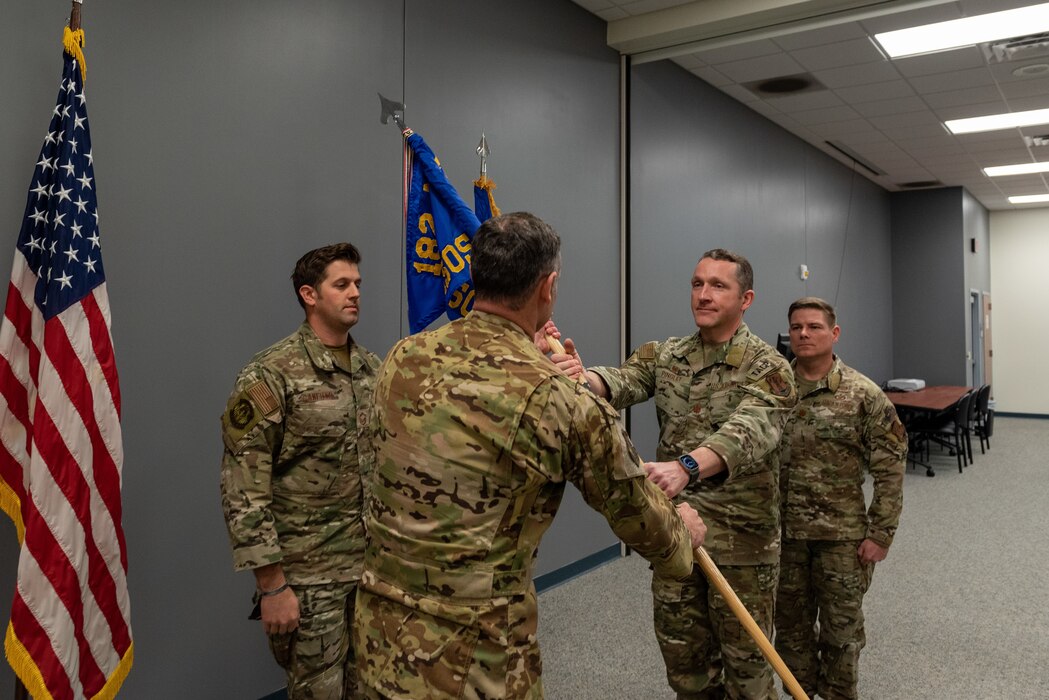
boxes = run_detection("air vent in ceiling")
[898,180,944,189]
[743,73,827,97]
[983,32,1049,63]
[1023,134,1049,147]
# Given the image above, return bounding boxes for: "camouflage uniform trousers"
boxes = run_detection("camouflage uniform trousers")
[653,562,779,699]
[268,581,361,700]
[774,539,873,700]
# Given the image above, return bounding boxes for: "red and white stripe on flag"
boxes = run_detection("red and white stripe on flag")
[0,32,132,700]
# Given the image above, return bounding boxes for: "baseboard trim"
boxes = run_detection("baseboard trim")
[996,411,1049,419]
[260,689,286,700]
[535,543,622,593]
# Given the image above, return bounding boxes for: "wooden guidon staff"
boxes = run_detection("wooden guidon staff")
[544,332,809,700]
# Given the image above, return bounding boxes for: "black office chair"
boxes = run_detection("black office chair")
[973,384,993,453]
[911,391,972,474]
[775,333,794,362]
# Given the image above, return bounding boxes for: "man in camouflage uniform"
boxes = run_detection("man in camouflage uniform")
[220,243,379,699]
[562,249,796,699]
[353,212,707,700]
[775,297,907,700]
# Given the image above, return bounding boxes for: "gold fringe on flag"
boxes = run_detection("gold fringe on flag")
[6,625,136,700]
[0,481,24,544]
[63,26,87,84]
[473,177,501,217]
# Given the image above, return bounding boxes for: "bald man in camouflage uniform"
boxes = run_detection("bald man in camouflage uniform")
[353,212,706,699]
[567,249,796,699]
[220,243,379,699]
[776,297,906,700]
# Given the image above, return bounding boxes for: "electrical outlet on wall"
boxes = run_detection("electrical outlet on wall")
[799,264,809,280]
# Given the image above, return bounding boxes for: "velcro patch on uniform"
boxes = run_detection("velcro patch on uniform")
[637,342,657,360]
[745,357,775,381]
[765,370,791,398]
[223,395,264,450]
[246,381,280,416]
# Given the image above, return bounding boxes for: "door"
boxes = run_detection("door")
[983,293,993,395]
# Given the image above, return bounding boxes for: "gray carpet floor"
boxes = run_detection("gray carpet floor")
[537,416,1049,699]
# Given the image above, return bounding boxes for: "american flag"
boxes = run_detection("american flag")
[0,33,132,699]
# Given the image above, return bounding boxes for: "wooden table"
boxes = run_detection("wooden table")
[887,386,971,476]
[887,385,970,412]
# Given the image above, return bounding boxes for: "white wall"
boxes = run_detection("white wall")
[989,208,1049,415]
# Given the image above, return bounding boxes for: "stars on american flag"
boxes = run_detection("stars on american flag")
[17,60,105,319]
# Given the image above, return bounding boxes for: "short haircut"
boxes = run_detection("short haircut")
[788,296,837,327]
[471,212,561,310]
[291,243,362,309]
[701,248,753,293]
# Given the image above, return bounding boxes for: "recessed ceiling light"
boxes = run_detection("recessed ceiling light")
[985,162,1049,177]
[874,3,1049,58]
[1008,194,1049,204]
[1013,63,1049,77]
[945,107,1049,135]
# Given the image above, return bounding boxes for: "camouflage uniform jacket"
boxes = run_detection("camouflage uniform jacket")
[220,321,379,585]
[590,323,796,565]
[781,357,907,548]
[357,311,694,699]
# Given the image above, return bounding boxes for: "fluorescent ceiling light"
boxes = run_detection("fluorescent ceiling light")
[985,162,1049,177]
[874,3,1049,58]
[1008,194,1049,204]
[945,108,1049,135]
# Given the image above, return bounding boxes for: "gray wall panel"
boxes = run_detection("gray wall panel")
[891,188,968,386]
[627,60,894,459]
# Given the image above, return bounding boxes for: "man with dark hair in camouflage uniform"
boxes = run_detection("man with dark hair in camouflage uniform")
[775,297,906,700]
[556,248,796,699]
[220,243,379,699]
[353,211,706,699]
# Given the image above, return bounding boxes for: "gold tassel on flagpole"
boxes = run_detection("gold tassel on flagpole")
[473,177,501,217]
[63,26,87,84]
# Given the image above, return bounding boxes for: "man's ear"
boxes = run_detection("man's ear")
[538,270,558,303]
[298,284,317,308]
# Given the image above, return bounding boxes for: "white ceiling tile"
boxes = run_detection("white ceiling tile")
[571,0,615,12]
[762,90,844,112]
[791,105,863,125]
[892,46,986,78]
[907,67,996,94]
[879,123,954,140]
[774,23,869,51]
[961,139,1030,154]
[672,53,705,70]
[852,95,929,117]
[712,53,804,83]
[689,65,733,87]
[720,84,762,104]
[697,39,784,65]
[921,85,1003,108]
[999,182,1049,195]
[931,99,1012,121]
[956,129,1028,143]
[859,5,963,34]
[819,118,880,138]
[813,61,902,88]
[1006,95,1049,112]
[999,76,1049,99]
[596,7,629,21]
[833,80,915,103]
[869,110,941,129]
[792,38,885,72]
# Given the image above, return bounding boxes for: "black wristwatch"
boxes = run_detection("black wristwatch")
[678,453,700,486]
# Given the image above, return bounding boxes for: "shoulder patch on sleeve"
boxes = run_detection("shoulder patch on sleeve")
[765,370,792,398]
[221,380,280,449]
[637,341,657,360]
